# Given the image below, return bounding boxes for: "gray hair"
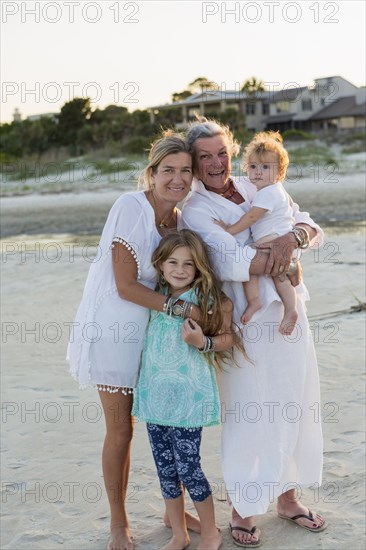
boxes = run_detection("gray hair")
[187,117,240,158]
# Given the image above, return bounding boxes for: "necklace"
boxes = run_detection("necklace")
[205,179,244,205]
[150,191,177,229]
[219,180,237,200]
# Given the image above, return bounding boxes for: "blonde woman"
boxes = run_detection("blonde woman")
[68,132,200,550]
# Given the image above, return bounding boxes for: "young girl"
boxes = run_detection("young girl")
[214,131,302,335]
[132,229,236,550]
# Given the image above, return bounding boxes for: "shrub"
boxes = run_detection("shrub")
[282,129,317,141]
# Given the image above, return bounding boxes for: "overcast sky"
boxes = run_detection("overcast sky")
[1,0,365,122]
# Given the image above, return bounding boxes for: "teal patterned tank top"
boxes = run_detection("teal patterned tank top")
[132,288,221,428]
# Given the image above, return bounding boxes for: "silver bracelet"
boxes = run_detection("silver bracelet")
[291,227,310,249]
[163,294,172,314]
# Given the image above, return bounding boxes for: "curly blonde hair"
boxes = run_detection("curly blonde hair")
[244,130,289,182]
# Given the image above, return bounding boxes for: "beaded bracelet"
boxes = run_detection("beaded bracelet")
[198,335,216,353]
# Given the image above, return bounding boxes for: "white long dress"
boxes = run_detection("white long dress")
[68,191,172,392]
[182,177,324,517]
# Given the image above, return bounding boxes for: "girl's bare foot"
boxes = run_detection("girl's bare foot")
[161,533,190,550]
[241,298,262,324]
[107,525,133,550]
[279,309,298,335]
[164,510,201,533]
[197,528,222,549]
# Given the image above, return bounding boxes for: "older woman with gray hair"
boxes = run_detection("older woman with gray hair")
[181,119,326,547]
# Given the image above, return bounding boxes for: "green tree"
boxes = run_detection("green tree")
[172,90,192,102]
[241,77,266,97]
[188,77,218,94]
[28,117,59,157]
[57,97,92,153]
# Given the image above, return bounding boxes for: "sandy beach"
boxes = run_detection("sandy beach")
[1,176,365,549]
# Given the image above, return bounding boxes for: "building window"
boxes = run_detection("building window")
[302,99,312,111]
[246,103,256,115]
[262,103,269,115]
[276,101,290,113]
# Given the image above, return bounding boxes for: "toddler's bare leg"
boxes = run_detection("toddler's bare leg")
[241,275,262,323]
[273,276,298,335]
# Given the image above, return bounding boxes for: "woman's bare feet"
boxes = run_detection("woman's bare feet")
[197,528,222,549]
[277,493,326,531]
[164,510,201,533]
[107,525,133,550]
[279,309,298,335]
[161,533,190,550]
[230,510,261,546]
[241,298,262,324]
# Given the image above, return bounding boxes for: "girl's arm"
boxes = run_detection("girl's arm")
[213,206,267,235]
[181,298,234,352]
[112,243,201,321]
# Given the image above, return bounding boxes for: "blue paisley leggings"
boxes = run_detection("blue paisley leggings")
[146,423,212,502]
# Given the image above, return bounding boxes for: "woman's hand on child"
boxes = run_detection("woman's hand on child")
[181,318,205,349]
[213,218,228,231]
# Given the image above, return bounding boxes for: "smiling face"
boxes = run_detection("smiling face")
[160,245,197,296]
[247,151,280,190]
[151,152,193,205]
[193,135,231,189]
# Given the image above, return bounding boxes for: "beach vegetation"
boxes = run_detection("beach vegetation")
[282,129,317,141]
[288,143,338,165]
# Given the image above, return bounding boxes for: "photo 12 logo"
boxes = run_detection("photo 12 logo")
[1,2,140,24]
[201,2,340,24]
[1,81,140,106]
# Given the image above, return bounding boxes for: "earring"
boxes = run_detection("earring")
[160,274,166,286]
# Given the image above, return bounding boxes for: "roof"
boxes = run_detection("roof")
[149,90,271,110]
[265,114,295,123]
[310,96,366,120]
[270,87,308,103]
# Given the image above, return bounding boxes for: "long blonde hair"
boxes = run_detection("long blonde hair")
[152,229,242,368]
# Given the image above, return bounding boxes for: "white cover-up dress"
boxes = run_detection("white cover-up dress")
[182,177,324,517]
[68,191,177,393]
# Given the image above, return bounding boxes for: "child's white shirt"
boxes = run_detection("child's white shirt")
[250,182,295,241]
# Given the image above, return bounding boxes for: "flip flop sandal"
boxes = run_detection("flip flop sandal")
[229,523,261,547]
[278,508,327,532]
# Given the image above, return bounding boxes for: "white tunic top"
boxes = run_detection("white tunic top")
[250,182,295,242]
[68,191,175,392]
[182,177,324,516]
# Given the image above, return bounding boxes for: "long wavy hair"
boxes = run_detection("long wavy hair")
[152,229,243,369]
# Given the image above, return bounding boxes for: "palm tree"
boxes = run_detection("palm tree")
[188,77,218,94]
[241,77,266,96]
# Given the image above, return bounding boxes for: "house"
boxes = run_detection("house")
[148,76,366,133]
[148,88,270,132]
[26,112,58,122]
